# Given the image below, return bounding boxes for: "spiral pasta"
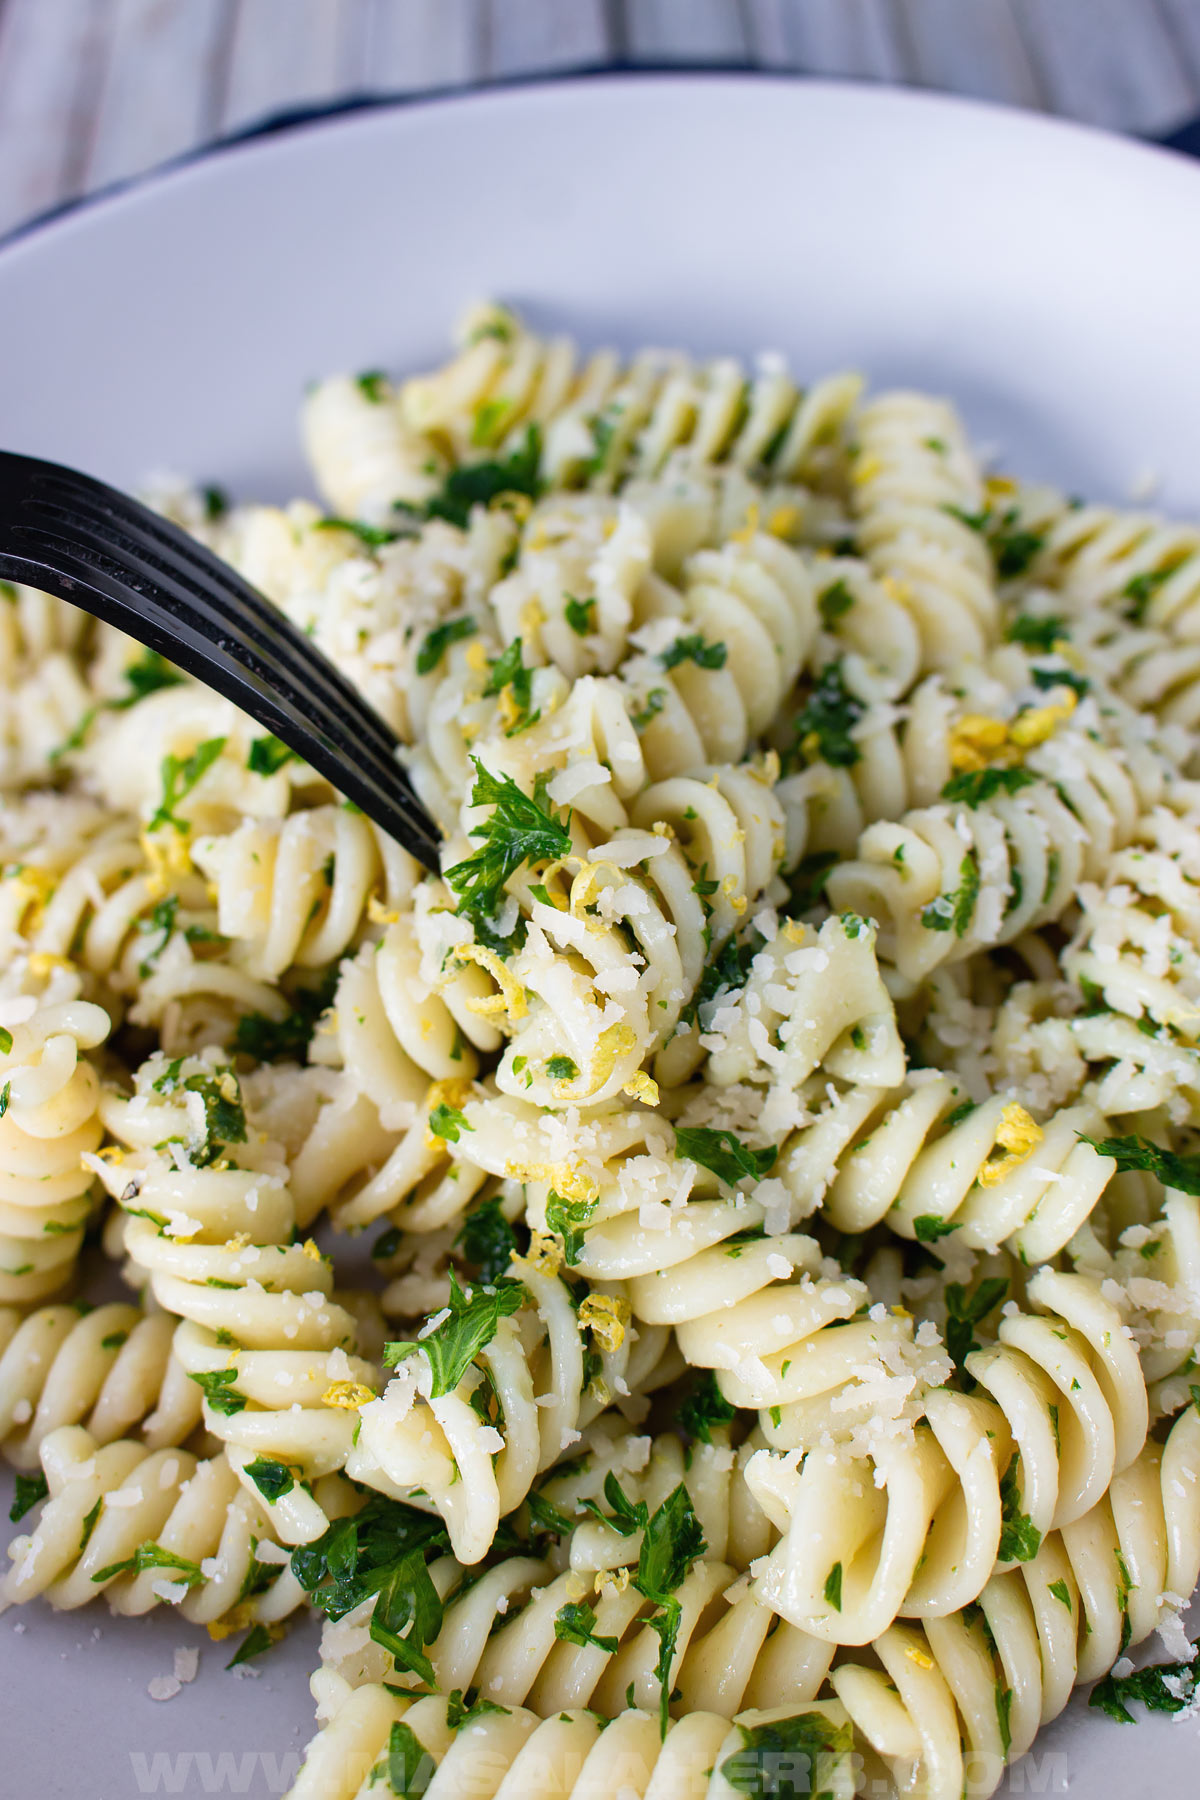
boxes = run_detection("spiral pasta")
[8,311,1200,1796]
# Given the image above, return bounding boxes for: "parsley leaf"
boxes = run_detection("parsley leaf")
[290,1494,449,1622]
[246,735,297,776]
[428,1103,473,1144]
[315,516,401,548]
[920,852,980,936]
[674,1125,777,1187]
[1078,1134,1200,1195]
[564,596,595,636]
[553,1600,619,1655]
[661,634,727,672]
[941,767,1035,807]
[632,1484,707,1736]
[356,371,387,403]
[232,967,338,1063]
[823,1562,843,1611]
[1032,664,1089,698]
[455,1199,518,1286]
[818,580,855,625]
[913,1214,961,1242]
[445,760,572,927]
[998,1460,1042,1563]
[1005,614,1067,652]
[445,1691,510,1730]
[92,1541,205,1587]
[544,1189,598,1266]
[225,1623,280,1669]
[1089,1645,1199,1723]
[792,661,863,769]
[944,1277,1009,1381]
[720,1711,855,1800]
[1122,566,1174,624]
[382,1719,436,1798]
[679,1371,737,1445]
[188,1367,248,1416]
[369,1550,443,1687]
[383,1272,527,1397]
[783,850,838,917]
[148,737,227,834]
[420,425,543,529]
[152,1061,247,1166]
[9,1471,48,1521]
[243,1457,295,1502]
[483,639,539,735]
[416,616,476,676]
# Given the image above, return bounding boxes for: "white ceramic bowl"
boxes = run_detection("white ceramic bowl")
[1,74,1198,1797]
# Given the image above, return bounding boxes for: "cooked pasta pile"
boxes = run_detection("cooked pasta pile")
[4,303,1200,1798]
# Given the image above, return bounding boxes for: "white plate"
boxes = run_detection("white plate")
[2,73,1200,1798]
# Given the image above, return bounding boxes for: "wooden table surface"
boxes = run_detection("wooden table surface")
[1,0,1199,240]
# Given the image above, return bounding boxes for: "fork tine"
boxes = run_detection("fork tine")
[0,451,441,871]
[12,460,403,766]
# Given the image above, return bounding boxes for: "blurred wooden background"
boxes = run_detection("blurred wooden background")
[2,0,1199,239]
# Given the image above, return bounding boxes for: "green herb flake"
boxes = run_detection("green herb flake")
[1078,1133,1200,1195]
[818,580,855,626]
[9,1471,48,1522]
[679,1371,736,1445]
[421,425,543,530]
[243,1457,295,1503]
[823,1562,843,1611]
[1005,614,1067,652]
[546,1055,579,1081]
[792,660,864,769]
[944,1277,1009,1381]
[564,596,595,636]
[913,1214,961,1242]
[383,1272,526,1398]
[188,1367,248,1417]
[225,1623,281,1669]
[92,1541,205,1587]
[445,760,572,928]
[416,616,476,676]
[455,1199,518,1286]
[246,735,297,777]
[941,767,1035,807]
[720,1712,855,1800]
[315,516,401,548]
[148,737,227,835]
[920,852,980,937]
[661,634,727,672]
[674,1125,777,1188]
[998,1460,1042,1563]
[553,1599,619,1655]
[545,1190,598,1267]
[1048,1577,1072,1610]
[1089,1645,1199,1723]
[356,371,388,403]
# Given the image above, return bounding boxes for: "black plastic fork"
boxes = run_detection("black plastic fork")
[0,450,441,871]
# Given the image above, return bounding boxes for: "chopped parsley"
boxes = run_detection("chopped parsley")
[1122,565,1174,623]
[944,1277,1008,1382]
[444,1691,510,1730]
[913,1214,961,1243]
[148,737,227,834]
[92,1542,205,1588]
[151,1059,246,1165]
[428,1103,473,1144]
[823,1562,843,1611]
[1078,1134,1200,1195]
[920,852,980,936]
[381,1720,436,1796]
[356,370,388,403]
[416,616,476,676]
[246,735,297,776]
[9,1471,48,1522]
[1089,1644,1199,1722]
[383,1272,526,1397]
[455,1199,519,1286]
[188,1367,248,1416]
[445,761,572,929]
[661,634,727,672]
[949,504,1045,579]
[483,639,539,735]
[631,688,668,731]
[416,425,543,529]
[674,1125,777,1187]
[1005,614,1067,651]
[720,1711,855,1800]
[315,516,402,548]
[679,1371,737,1445]
[243,1457,296,1503]
[553,1600,619,1655]
[225,1623,281,1669]
[818,580,855,625]
[998,1460,1042,1563]
[546,1055,578,1081]
[564,596,595,636]
[782,850,838,917]
[941,767,1035,807]
[544,1189,598,1267]
[1032,663,1089,698]
[232,967,338,1063]
[791,661,863,768]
